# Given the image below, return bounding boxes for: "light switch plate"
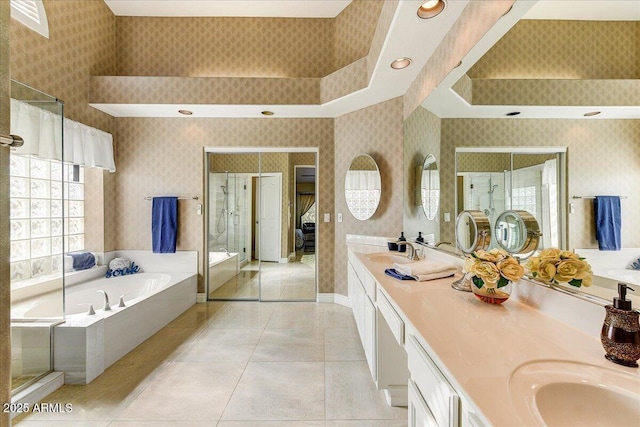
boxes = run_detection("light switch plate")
[324,213,330,223]
[444,212,451,222]
[337,213,343,222]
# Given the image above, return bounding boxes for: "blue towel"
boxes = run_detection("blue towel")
[594,196,621,251]
[384,268,416,281]
[68,251,95,270]
[152,197,178,253]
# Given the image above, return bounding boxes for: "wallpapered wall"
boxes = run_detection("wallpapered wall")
[403,106,441,242]
[10,0,118,253]
[468,21,640,79]
[439,119,640,249]
[115,118,334,294]
[334,97,404,295]
[116,0,382,78]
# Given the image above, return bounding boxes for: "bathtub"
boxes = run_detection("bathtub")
[53,271,197,384]
[209,252,239,293]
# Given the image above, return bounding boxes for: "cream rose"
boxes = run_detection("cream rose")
[539,248,562,261]
[554,258,586,282]
[525,257,541,274]
[476,248,507,263]
[474,261,501,287]
[498,257,524,282]
[536,260,557,282]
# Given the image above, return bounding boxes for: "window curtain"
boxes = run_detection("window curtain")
[297,193,315,228]
[10,98,116,172]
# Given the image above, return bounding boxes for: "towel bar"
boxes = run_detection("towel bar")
[572,196,628,199]
[144,196,198,200]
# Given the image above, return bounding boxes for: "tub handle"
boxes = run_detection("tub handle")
[118,294,127,308]
[97,290,111,311]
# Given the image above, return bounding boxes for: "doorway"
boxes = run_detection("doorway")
[205,149,318,302]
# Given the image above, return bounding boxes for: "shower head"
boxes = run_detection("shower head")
[489,184,498,194]
[220,185,227,194]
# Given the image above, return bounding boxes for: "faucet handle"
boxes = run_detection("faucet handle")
[118,294,127,308]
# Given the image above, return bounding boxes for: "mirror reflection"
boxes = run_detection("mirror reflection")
[207,151,317,301]
[455,210,491,254]
[420,154,439,221]
[494,210,540,259]
[345,154,381,221]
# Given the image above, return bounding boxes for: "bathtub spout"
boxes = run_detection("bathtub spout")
[118,294,127,308]
[218,247,230,257]
[97,290,111,311]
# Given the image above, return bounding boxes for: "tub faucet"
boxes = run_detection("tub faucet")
[97,290,111,311]
[218,247,230,256]
[118,294,127,308]
[395,241,420,261]
[435,241,452,248]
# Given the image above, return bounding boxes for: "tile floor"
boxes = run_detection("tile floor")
[14,301,407,427]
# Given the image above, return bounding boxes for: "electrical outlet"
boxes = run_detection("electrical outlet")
[337,213,343,222]
[324,213,330,223]
[444,212,451,222]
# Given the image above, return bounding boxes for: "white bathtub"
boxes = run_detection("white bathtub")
[53,271,197,384]
[209,252,239,292]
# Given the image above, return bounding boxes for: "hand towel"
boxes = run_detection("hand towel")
[384,268,416,281]
[594,196,621,251]
[152,197,178,253]
[393,261,458,282]
[67,251,96,270]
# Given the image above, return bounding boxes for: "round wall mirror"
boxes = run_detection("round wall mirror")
[420,154,439,220]
[455,210,491,254]
[345,154,381,221]
[494,210,540,259]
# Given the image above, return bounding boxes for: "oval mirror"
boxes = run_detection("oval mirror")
[455,210,491,254]
[345,154,381,221]
[494,210,540,259]
[420,154,439,220]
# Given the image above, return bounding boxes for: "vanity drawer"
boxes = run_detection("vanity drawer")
[407,334,459,427]
[376,289,404,346]
[409,378,438,427]
[362,270,377,301]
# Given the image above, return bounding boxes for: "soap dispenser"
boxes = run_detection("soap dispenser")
[601,283,640,367]
[397,232,407,253]
[416,232,424,244]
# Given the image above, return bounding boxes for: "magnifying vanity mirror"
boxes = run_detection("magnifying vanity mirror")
[494,210,540,259]
[420,154,439,220]
[452,210,491,291]
[345,154,381,221]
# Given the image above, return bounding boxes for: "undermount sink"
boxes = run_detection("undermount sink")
[509,360,640,426]
[365,253,415,265]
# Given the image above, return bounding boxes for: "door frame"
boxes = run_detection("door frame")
[204,147,319,302]
[293,164,316,257]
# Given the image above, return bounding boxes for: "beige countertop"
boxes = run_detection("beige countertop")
[349,243,640,426]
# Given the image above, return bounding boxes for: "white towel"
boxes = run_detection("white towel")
[393,261,458,282]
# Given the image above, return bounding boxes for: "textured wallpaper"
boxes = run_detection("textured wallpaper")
[115,118,334,293]
[403,106,441,241]
[334,0,384,71]
[468,21,640,79]
[334,97,404,296]
[439,119,640,249]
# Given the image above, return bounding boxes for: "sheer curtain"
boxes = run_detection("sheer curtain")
[10,98,116,172]
[344,170,381,220]
[297,193,315,228]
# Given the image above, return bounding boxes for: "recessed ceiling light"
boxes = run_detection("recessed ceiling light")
[178,109,193,115]
[417,0,446,19]
[583,111,601,117]
[391,57,412,70]
[261,111,274,116]
[506,111,521,116]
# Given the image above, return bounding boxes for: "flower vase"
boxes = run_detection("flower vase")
[471,277,512,304]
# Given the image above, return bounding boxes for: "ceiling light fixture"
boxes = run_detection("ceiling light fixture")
[417,0,446,19]
[583,111,601,117]
[178,109,193,115]
[261,111,274,116]
[506,111,521,116]
[391,57,412,70]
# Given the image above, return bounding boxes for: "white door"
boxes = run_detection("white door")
[258,174,281,262]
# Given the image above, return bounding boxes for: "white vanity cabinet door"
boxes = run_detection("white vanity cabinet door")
[363,293,377,382]
[407,335,459,427]
[409,379,439,427]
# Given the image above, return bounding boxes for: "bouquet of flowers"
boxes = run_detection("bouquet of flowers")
[465,248,525,291]
[525,248,593,287]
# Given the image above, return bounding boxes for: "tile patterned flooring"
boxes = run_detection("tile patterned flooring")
[14,301,407,427]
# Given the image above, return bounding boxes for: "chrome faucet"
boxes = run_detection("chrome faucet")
[395,241,420,261]
[435,241,452,248]
[97,290,111,311]
[218,247,230,256]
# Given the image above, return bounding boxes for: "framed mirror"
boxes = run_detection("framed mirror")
[420,154,439,221]
[455,210,491,254]
[345,154,381,221]
[494,210,540,259]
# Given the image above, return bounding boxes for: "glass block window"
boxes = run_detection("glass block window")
[512,186,537,217]
[9,154,84,283]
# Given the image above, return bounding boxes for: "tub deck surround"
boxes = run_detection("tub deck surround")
[347,242,640,426]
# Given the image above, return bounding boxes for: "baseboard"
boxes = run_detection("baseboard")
[384,385,408,407]
[10,372,65,419]
[317,293,351,307]
[196,293,207,303]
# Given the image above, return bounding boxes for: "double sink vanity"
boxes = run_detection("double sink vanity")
[346,236,640,427]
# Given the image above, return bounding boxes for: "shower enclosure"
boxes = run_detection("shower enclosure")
[209,172,247,263]
[9,80,65,394]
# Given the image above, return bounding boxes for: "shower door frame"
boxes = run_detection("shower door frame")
[204,147,319,302]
